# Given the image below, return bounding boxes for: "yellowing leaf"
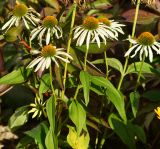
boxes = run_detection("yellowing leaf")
[67,126,89,149]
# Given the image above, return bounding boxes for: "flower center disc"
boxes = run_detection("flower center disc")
[98,18,111,26]
[42,16,58,28]
[137,32,155,46]
[41,45,57,57]
[13,4,28,17]
[83,16,99,30]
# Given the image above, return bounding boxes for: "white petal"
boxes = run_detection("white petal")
[86,31,91,49]
[143,46,148,57]
[35,58,46,72]
[45,57,51,69]
[128,38,137,44]
[30,27,43,40]
[38,28,46,46]
[148,46,153,62]
[139,47,144,61]
[95,30,106,44]
[73,28,85,39]
[55,26,62,38]
[27,57,43,68]
[130,45,142,58]
[51,57,59,67]
[22,17,30,29]
[46,28,51,45]
[152,45,160,54]
[25,14,36,26]
[77,30,88,46]
[124,44,139,57]
[55,55,70,63]
[57,51,73,60]
[2,16,16,30]
[74,26,83,35]
[94,30,101,48]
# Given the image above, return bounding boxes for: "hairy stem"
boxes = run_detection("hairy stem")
[62,3,77,100]
[84,47,89,71]
[134,53,145,91]
[50,65,57,101]
[117,0,141,90]
[104,51,109,78]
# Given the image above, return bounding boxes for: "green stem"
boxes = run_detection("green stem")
[134,53,145,91]
[104,51,109,78]
[74,85,81,99]
[117,0,141,91]
[49,65,57,101]
[62,3,77,100]
[84,47,89,71]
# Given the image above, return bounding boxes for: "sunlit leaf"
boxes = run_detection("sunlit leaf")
[46,96,55,131]
[80,71,90,106]
[91,76,126,122]
[69,100,86,135]
[0,67,31,84]
[25,121,49,149]
[126,62,153,75]
[9,106,29,131]
[45,128,58,149]
[67,126,89,149]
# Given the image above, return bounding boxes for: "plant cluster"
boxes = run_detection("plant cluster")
[0,0,160,148]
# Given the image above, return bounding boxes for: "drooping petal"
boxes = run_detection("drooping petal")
[130,45,142,58]
[124,44,139,57]
[46,28,51,45]
[148,46,153,62]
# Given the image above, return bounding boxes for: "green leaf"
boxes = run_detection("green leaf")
[25,121,49,149]
[39,74,50,98]
[130,92,140,117]
[44,0,60,11]
[80,71,90,106]
[108,114,136,149]
[76,42,114,54]
[46,96,56,131]
[142,90,160,102]
[131,124,146,143]
[107,58,123,74]
[0,67,31,84]
[92,58,123,74]
[67,126,90,149]
[88,0,111,8]
[91,76,126,122]
[109,114,146,148]
[69,100,86,135]
[8,106,29,131]
[45,128,58,149]
[126,62,153,75]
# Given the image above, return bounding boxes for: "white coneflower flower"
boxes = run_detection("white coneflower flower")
[30,16,62,46]
[27,44,73,72]
[2,4,40,31]
[73,16,117,49]
[98,17,125,38]
[125,32,160,62]
[28,96,46,119]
